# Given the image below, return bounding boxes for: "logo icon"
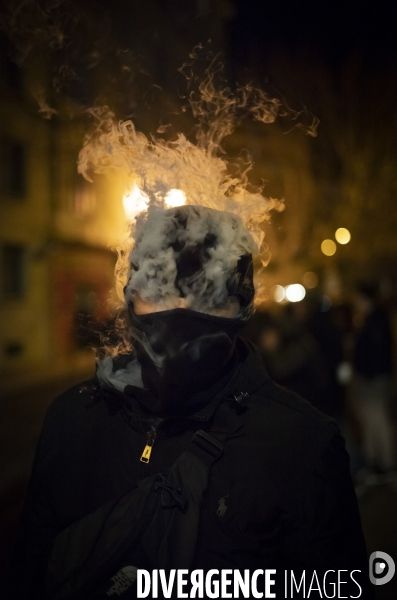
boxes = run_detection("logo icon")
[107,565,138,596]
[216,495,229,517]
[369,551,395,586]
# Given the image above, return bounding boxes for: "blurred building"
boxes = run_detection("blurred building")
[0,44,124,394]
[225,120,319,301]
[0,1,234,393]
[0,0,333,391]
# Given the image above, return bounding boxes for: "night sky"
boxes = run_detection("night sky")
[3,1,397,113]
[230,0,397,70]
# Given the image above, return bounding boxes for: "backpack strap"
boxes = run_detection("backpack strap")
[142,398,244,571]
[139,429,225,570]
[189,429,224,465]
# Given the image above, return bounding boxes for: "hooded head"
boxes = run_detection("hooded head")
[82,94,286,407]
[97,205,255,413]
[124,204,256,319]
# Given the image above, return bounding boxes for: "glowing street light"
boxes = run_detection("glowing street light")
[285,284,306,303]
[335,227,351,245]
[122,183,149,219]
[165,189,186,208]
[123,186,186,219]
[321,239,337,256]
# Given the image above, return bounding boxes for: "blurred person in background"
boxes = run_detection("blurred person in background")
[287,295,345,418]
[249,298,342,418]
[352,282,396,478]
[256,307,328,410]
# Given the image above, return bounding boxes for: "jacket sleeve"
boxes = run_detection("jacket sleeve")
[284,430,373,598]
[3,409,61,599]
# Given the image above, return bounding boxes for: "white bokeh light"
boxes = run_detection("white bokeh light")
[285,284,306,303]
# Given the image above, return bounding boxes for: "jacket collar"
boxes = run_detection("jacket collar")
[98,337,269,427]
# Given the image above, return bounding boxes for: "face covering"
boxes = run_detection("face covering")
[128,305,246,414]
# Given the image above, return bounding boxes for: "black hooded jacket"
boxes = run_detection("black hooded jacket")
[6,339,371,598]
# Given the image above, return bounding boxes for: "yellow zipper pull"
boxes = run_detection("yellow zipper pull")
[140,431,156,464]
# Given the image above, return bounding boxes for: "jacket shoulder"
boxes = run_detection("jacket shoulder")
[246,377,339,456]
[48,378,99,407]
[42,378,102,433]
[258,377,335,422]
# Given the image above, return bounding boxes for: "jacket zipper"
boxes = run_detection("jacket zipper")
[138,413,208,465]
[140,429,157,464]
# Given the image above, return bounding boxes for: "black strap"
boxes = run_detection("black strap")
[188,429,224,466]
[140,397,244,571]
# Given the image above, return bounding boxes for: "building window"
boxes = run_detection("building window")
[5,56,23,91]
[0,35,23,92]
[0,138,27,199]
[4,341,24,357]
[1,245,27,299]
[73,284,97,349]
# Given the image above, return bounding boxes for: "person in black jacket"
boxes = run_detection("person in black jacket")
[6,206,372,599]
[353,282,396,475]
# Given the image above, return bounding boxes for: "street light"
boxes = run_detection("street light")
[285,284,306,302]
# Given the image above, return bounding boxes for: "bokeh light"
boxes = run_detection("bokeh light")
[321,295,332,312]
[285,284,306,302]
[321,239,337,256]
[335,227,351,244]
[272,284,286,303]
[302,271,319,289]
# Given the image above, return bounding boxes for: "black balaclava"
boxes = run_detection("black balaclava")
[125,206,255,413]
[128,306,246,413]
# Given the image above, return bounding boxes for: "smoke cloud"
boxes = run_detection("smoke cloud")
[76,71,293,327]
[126,205,256,315]
[74,58,320,357]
